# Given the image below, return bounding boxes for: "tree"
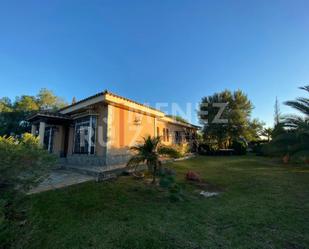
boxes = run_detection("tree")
[263,85,309,162]
[246,119,265,141]
[166,115,188,123]
[274,97,281,126]
[0,89,67,136]
[282,85,309,135]
[36,88,67,110]
[14,95,39,112]
[199,89,255,148]
[0,112,30,136]
[0,97,13,112]
[262,127,273,142]
[72,97,77,104]
[127,136,178,184]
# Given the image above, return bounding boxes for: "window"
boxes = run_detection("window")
[175,131,181,144]
[163,128,166,142]
[73,116,97,154]
[166,129,169,142]
[43,127,54,153]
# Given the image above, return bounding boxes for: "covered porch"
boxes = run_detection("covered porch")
[28,112,72,157]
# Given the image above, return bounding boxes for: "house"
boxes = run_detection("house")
[27,91,199,168]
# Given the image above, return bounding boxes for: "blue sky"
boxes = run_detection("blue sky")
[0,0,308,126]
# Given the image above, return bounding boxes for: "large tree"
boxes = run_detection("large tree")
[0,89,67,136]
[0,97,13,112]
[199,89,258,148]
[36,88,67,110]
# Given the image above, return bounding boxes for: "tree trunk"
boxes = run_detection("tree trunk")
[152,163,157,184]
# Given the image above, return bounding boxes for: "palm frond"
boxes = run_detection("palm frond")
[284,100,309,116]
[299,85,309,93]
[283,115,308,128]
[126,155,145,168]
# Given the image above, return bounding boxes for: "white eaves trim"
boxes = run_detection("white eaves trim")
[59,95,104,114]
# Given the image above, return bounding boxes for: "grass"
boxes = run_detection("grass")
[3,155,309,249]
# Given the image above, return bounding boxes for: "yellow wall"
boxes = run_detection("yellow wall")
[107,104,156,155]
[54,102,197,158]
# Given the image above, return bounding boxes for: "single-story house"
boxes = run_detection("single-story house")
[27,90,199,167]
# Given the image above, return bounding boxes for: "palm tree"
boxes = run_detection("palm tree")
[272,85,309,159]
[284,85,309,116]
[127,136,178,184]
[262,127,273,142]
[283,85,309,132]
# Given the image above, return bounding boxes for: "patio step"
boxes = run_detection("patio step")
[62,163,127,181]
[62,154,196,180]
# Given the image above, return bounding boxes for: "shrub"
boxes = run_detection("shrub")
[0,133,57,192]
[231,139,247,155]
[290,150,309,164]
[168,184,183,202]
[159,175,175,189]
[159,166,176,189]
[158,144,190,158]
[159,166,176,176]
[198,142,218,155]
[158,145,181,158]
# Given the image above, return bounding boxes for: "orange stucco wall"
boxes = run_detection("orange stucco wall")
[107,104,156,155]
[50,102,196,161]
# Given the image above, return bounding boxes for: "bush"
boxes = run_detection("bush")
[198,142,219,155]
[290,150,309,164]
[159,166,176,189]
[249,141,268,156]
[158,145,186,158]
[231,139,247,155]
[158,167,184,202]
[168,184,183,202]
[159,175,175,189]
[158,145,181,158]
[0,133,57,192]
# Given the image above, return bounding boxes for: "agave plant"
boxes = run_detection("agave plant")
[127,136,178,184]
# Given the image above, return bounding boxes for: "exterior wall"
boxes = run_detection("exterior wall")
[64,104,108,166]
[105,104,197,165]
[42,100,197,166]
[156,120,186,145]
[52,125,65,156]
[95,104,108,157]
[106,104,156,165]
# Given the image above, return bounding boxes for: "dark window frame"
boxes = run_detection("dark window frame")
[73,115,97,155]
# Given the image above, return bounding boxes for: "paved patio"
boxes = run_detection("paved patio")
[28,169,95,194]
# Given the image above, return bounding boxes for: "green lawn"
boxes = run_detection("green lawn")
[7,156,309,249]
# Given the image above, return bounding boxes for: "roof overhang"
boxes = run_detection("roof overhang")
[27,112,72,125]
[159,116,201,130]
[59,91,165,117]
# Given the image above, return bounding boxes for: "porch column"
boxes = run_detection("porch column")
[38,121,46,146]
[31,125,36,135]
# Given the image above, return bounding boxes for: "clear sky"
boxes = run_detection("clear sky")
[0,0,308,126]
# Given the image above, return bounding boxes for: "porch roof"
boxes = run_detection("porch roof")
[26,111,72,124]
